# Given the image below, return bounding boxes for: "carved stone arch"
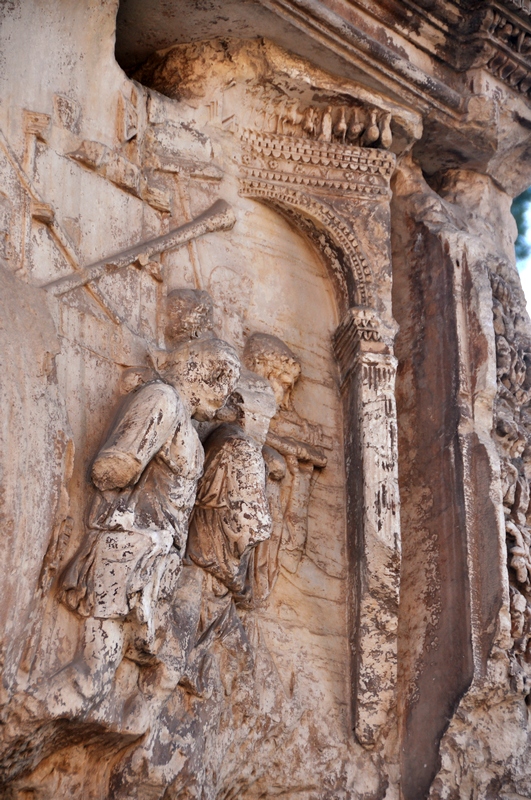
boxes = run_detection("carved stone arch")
[239,130,395,314]
[239,181,375,312]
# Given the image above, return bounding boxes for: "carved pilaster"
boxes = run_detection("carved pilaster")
[239,119,399,747]
[333,306,400,747]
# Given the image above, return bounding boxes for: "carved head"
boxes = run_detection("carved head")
[243,333,301,410]
[165,288,214,346]
[159,337,240,421]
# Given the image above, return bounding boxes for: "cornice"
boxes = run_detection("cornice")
[452,2,531,97]
[261,0,531,117]
[259,0,466,116]
[490,0,531,20]
[394,1,531,92]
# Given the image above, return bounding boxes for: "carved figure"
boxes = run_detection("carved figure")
[379,112,393,149]
[319,106,333,143]
[54,337,240,711]
[285,100,302,134]
[302,106,317,138]
[243,333,327,601]
[105,376,288,798]
[243,332,301,410]
[275,98,292,135]
[362,109,380,146]
[186,369,276,601]
[334,107,347,143]
[347,108,364,143]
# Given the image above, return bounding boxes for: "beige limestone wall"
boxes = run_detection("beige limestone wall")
[0,3,388,797]
[5,1,531,798]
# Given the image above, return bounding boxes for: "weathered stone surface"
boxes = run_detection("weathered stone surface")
[3,0,531,798]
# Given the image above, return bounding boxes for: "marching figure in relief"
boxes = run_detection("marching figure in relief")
[186,368,276,603]
[107,369,283,798]
[243,333,327,602]
[53,336,240,712]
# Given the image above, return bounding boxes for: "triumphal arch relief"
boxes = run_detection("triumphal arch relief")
[4,1,531,797]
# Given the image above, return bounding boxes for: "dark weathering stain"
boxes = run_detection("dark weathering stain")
[397,228,474,800]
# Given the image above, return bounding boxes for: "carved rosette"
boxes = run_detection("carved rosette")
[334,307,400,747]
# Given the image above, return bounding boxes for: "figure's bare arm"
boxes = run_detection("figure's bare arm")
[281,456,314,573]
[92,383,182,491]
[92,450,143,492]
[225,438,272,554]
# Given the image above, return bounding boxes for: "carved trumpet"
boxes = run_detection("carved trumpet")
[44,199,236,297]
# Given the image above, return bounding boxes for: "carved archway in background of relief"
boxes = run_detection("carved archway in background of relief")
[239,181,373,311]
[239,128,401,749]
[239,129,395,311]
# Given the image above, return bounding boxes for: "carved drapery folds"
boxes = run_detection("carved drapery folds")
[240,124,400,747]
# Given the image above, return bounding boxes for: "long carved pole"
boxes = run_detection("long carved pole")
[44,199,236,297]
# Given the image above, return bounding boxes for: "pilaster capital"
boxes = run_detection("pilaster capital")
[333,306,398,385]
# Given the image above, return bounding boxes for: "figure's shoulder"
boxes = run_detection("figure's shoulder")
[206,423,253,449]
[228,429,260,454]
[125,380,184,418]
[208,424,262,466]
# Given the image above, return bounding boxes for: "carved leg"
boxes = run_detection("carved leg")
[46,618,126,716]
[139,565,205,698]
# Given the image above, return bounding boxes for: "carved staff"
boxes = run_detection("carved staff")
[44,199,236,297]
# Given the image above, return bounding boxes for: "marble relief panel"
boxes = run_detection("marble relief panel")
[0,29,402,798]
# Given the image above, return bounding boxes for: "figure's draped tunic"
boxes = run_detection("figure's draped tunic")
[60,382,203,622]
[186,424,272,595]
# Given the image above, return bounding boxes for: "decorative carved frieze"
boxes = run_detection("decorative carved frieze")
[241,130,394,200]
[489,271,531,697]
[244,94,394,148]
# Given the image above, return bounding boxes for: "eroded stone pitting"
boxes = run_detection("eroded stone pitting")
[3,1,531,798]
